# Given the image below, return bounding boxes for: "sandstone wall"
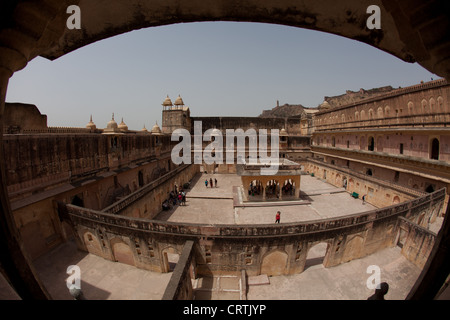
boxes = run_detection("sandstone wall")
[62,188,445,277]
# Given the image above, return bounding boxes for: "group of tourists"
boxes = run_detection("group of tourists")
[205,178,218,188]
[282,182,295,196]
[162,187,187,210]
[248,180,296,198]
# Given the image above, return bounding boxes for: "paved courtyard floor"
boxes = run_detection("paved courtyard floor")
[154,173,378,224]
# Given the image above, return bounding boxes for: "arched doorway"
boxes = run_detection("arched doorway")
[368,136,375,151]
[430,138,440,160]
[282,179,296,197]
[260,249,288,276]
[162,247,180,273]
[111,239,135,266]
[248,179,263,199]
[71,195,84,207]
[265,179,279,199]
[305,242,329,270]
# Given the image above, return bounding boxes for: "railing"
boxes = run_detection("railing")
[66,188,445,239]
[314,79,447,116]
[312,113,450,132]
[102,164,192,214]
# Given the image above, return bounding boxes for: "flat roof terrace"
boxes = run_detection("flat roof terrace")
[152,172,377,224]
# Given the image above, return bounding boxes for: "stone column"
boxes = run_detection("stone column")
[295,176,301,198]
[279,182,283,200]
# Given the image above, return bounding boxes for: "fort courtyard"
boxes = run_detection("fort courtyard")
[1,1,449,301]
[1,172,427,300]
[153,173,378,225]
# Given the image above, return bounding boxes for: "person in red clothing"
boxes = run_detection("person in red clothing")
[275,211,281,223]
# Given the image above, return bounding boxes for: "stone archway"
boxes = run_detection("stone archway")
[305,242,329,270]
[430,138,440,160]
[393,195,401,204]
[111,238,135,266]
[162,246,180,273]
[248,179,263,200]
[260,249,288,276]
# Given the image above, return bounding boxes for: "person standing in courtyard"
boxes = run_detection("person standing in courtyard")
[215,178,218,188]
[275,211,281,223]
[205,179,208,187]
[362,194,366,204]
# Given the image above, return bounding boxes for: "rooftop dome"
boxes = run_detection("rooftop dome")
[141,124,148,132]
[118,118,128,131]
[86,115,96,130]
[280,128,288,136]
[319,100,331,110]
[162,95,173,107]
[151,122,162,135]
[106,113,118,130]
[174,95,184,106]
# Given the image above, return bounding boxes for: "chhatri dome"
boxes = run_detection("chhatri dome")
[106,113,118,130]
[86,115,96,130]
[103,113,122,134]
[151,122,162,135]
[174,95,184,107]
[319,100,331,110]
[162,95,173,108]
[141,124,148,133]
[118,118,128,131]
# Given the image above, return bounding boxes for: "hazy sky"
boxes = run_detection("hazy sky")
[6,21,438,130]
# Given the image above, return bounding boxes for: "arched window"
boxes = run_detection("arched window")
[384,106,390,117]
[437,96,444,112]
[368,109,374,120]
[355,111,360,121]
[421,99,428,114]
[366,169,373,176]
[331,136,336,147]
[408,101,414,115]
[429,98,435,113]
[377,107,383,118]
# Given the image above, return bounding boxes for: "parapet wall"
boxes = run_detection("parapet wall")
[63,187,446,276]
[397,217,437,268]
